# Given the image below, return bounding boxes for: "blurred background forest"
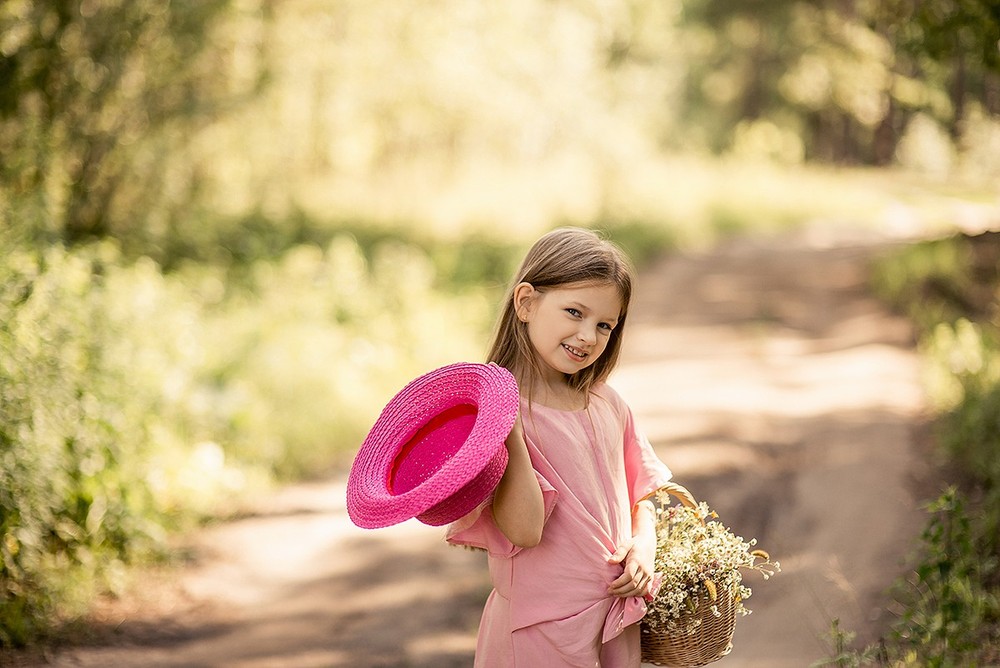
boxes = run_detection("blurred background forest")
[2,0,1000,659]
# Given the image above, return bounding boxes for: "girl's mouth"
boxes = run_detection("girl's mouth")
[562,343,589,362]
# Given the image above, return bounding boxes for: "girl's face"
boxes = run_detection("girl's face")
[515,281,623,385]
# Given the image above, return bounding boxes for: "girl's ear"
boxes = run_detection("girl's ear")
[513,282,536,322]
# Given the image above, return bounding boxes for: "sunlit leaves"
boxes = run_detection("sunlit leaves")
[0,231,498,644]
[869,235,1000,666]
[0,0,239,243]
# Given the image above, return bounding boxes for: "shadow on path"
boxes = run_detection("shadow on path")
[614,231,931,666]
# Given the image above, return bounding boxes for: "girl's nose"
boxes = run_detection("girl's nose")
[577,326,596,345]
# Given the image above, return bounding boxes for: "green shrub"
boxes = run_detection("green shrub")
[815,490,1000,667]
[196,236,493,478]
[0,232,495,644]
[871,231,1000,333]
[890,490,1000,667]
[0,243,194,644]
[870,236,972,331]
[157,210,526,295]
[925,321,1000,485]
[584,218,679,268]
[848,235,1000,667]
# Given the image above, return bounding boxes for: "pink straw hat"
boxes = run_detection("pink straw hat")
[347,362,519,529]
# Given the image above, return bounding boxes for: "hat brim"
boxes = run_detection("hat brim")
[347,363,519,528]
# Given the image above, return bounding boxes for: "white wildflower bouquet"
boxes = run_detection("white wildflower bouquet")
[644,490,780,638]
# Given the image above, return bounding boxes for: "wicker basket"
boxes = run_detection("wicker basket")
[639,482,738,667]
[640,584,736,666]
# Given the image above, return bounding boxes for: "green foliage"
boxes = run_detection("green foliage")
[884,0,1000,73]
[847,235,1000,667]
[938,371,1000,496]
[891,490,1000,666]
[0,243,192,645]
[871,232,998,332]
[0,0,248,244]
[4,0,997,267]
[927,320,1000,565]
[163,211,527,295]
[814,490,1000,667]
[0,233,494,644]
[811,618,886,667]
[586,218,680,269]
[871,236,968,329]
[678,0,1000,166]
[194,236,493,479]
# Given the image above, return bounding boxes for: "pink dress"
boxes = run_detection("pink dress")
[446,383,672,667]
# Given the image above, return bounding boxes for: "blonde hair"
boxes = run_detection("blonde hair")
[486,227,635,398]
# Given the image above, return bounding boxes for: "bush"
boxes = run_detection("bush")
[871,231,1000,331]
[0,243,197,644]
[890,490,1000,666]
[838,234,1000,667]
[195,236,493,478]
[0,232,496,644]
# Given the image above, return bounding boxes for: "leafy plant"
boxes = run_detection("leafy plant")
[811,618,886,668]
[849,234,1000,667]
[0,234,495,645]
[890,489,1000,666]
[0,243,189,645]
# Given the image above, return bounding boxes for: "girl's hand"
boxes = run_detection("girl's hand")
[608,499,657,598]
[607,532,656,598]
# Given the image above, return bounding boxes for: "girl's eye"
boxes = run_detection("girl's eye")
[565,308,582,318]
[598,322,614,332]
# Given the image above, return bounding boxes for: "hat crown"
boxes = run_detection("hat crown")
[390,403,477,494]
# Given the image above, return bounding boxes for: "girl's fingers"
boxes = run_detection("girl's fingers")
[608,539,634,564]
[609,580,644,597]
[609,539,654,596]
[608,565,651,597]
[609,570,632,589]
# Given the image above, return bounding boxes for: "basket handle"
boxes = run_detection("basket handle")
[649,481,698,509]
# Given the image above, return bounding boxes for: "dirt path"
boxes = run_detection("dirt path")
[21,229,930,667]
[617,228,929,666]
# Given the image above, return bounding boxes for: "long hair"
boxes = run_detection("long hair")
[486,227,635,399]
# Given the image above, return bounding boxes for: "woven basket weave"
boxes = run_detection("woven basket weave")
[640,482,737,667]
[640,585,736,666]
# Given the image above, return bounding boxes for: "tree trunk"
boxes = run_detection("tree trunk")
[950,49,967,140]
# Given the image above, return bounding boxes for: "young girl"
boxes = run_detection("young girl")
[447,227,674,666]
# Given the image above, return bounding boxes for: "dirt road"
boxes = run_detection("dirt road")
[23,229,930,667]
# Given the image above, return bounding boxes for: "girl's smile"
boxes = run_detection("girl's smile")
[562,342,588,362]
[515,281,623,385]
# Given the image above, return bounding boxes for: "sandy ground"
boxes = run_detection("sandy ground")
[12,228,933,667]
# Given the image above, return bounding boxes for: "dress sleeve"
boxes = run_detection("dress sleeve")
[623,403,673,508]
[445,469,558,558]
